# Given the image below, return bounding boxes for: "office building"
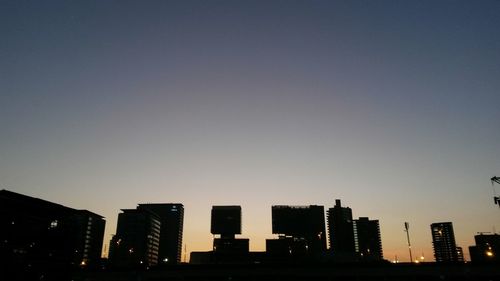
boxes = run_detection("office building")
[210,206,249,263]
[431,222,460,262]
[0,190,105,273]
[268,205,326,256]
[211,205,242,238]
[327,199,356,254]
[109,209,161,267]
[469,233,500,263]
[73,210,106,266]
[354,217,383,260]
[138,203,184,264]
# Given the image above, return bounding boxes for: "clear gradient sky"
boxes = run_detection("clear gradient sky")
[1,0,500,262]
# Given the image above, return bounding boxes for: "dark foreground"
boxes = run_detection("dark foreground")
[70,263,500,281]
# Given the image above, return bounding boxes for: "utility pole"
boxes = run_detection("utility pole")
[404,222,413,263]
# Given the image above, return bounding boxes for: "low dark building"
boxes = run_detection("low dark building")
[469,233,500,263]
[266,237,310,262]
[213,238,249,254]
[0,189,105,278]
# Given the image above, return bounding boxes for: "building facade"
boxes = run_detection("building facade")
[469,233,500,263]
[137,203,184,264]
[269,205,326,256]
[109,209,161,267]
[431,222,460,262]
[354,217,383,260]
[327,199,356,254]
[210,206,249,262]
[0,190,105,275]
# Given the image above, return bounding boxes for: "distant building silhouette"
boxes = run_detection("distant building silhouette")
[469,233,500,263]
[109,209,161,267]
[456,246,464,262]
[211,206,249,262]
[267,205,326,259]
[109,202,184,267]
[137,203,184,264]
[431,222,461,262]
[354,217,383,261]
[327,199,356,255]
[211,205,242,239]
[0,190,105,275]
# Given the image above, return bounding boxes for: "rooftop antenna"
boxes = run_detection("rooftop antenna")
[404,222,413,263]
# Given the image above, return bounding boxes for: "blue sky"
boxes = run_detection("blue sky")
[1,0,500,261]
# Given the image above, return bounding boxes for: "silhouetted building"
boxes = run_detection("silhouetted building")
[137,203,184,264]
[73,210,106,266]
[211,206,241,239]
[109,209,160,267]
[456,246,465,262]
[268,205,326,258]
[210,206,249,263]
[469,233,500,263]
[0,190,105,275]
[327,199,356,255]
[266,237,309,261]
[354,217,383,261]
[431,222,460,262]
[213,238,249,255]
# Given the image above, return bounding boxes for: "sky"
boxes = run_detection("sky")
[1,0,500,262]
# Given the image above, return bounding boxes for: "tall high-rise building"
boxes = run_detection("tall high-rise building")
[431,222,460,262]
[0,190,105,274]
[138,203,184,264]
[269,205,326,255]
[327,199,355,254]
[109,209,161,267]
[354,217,383,260]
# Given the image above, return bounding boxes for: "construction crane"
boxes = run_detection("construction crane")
[492,176,500,207]
[493,176,500,185]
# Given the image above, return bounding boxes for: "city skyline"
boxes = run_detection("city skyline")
[3,187,499,263]
[1,0,500,263]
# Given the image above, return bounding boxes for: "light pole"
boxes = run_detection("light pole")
[404,222,413,262]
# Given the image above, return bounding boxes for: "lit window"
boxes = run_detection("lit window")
[50,220,58,228]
